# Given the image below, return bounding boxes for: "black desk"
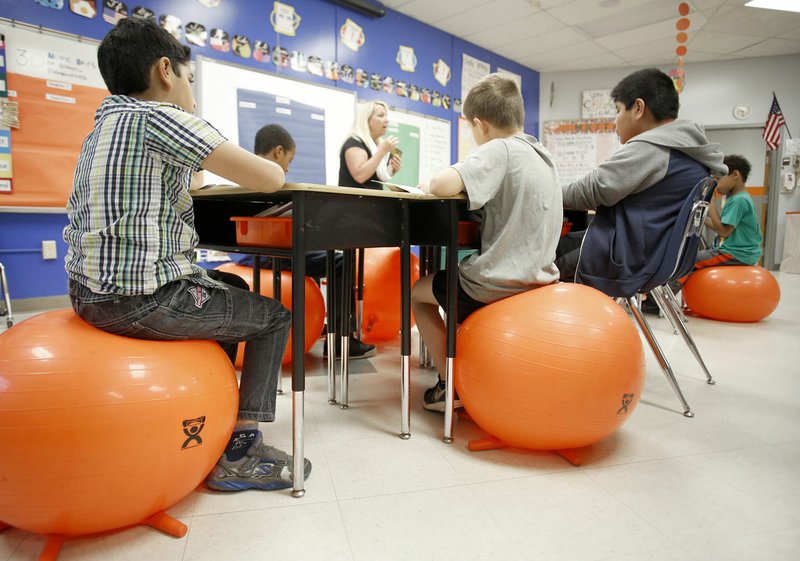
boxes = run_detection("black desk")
[193,183,464,496]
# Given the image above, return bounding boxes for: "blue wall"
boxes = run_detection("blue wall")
[0,0,539,300]
[0,213,70,300]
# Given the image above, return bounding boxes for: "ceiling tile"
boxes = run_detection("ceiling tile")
[613,37,681,65]
[688,29,767,54]
[688,0,728,9]
[493,27,589,59]
[777,26,800,41]
[529,41,608,65]
[595,19,684,50]
[723,37,800,58]
[703,6,800,36]
[463,11,565,50]
[547,0,669,29]
[388,0,487,25]
[434,0,538,36]
[534,51,628,72]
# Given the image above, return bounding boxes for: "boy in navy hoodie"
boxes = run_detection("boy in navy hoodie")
[556,68,727,297]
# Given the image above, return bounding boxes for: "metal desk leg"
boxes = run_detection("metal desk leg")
[326,250,337,404]
[443,202,459,443]
[400,202,411,439]
[339,249,353,409]
[273,260,283,395]
[357,247,365,340]
[291,195,307,497]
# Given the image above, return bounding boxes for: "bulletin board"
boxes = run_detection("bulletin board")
[0,23,108,207]
[542,120,621,185]
[196,56,355,186]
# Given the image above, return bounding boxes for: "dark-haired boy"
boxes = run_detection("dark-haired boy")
[412,73,562,411]
[63,18,310,492]
[684,154,762,276]
[555,68,727,299]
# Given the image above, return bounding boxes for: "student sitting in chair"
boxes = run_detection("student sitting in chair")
[555,68,727,308]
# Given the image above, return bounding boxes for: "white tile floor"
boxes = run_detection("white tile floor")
[2,273,799,561]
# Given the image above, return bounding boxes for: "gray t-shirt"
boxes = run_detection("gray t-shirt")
[452,133,562,303]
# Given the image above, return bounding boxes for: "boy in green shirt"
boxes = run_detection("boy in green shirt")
[683,154,763,282]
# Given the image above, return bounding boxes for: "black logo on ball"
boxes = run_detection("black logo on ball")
[617,394,634,415]
[181,416,206,449]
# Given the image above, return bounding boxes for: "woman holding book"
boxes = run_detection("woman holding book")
[338,101,402,190]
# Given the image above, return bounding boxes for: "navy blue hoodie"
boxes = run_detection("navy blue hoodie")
[562,120,727,298]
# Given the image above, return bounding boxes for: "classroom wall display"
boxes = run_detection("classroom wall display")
[581,89,615,120]
[0,22,107,207]
[196,55,355,185]
[334,8,455,121]
[1,0,540,177]
[541,120,621,186]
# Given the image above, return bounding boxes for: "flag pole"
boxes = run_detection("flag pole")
[773,91,793,139]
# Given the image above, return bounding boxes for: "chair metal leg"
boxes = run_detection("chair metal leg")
[663,284,687,325]
[652,287,715,385]
[0,262,13,328]
[627,296,694,417]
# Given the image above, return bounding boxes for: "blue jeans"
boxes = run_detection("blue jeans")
[68,274,291,423]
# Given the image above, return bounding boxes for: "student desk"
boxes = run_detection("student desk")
[192,183,465,497]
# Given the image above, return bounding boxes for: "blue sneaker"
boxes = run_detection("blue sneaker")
[205,431,311,491]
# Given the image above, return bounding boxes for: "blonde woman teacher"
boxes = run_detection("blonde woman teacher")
[338,101,402,189]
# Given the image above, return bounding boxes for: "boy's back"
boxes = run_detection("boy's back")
[453,133,561,302]
[64,95,225,295]
[718,190,762,265]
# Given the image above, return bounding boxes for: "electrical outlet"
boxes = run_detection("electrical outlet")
[42,240,57,260]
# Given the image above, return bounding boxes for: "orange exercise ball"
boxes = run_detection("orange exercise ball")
[215,263,325,365]
[455,283,645,451]
[0,310,237,536]
[358,248,420,343]
[683,266,780,322]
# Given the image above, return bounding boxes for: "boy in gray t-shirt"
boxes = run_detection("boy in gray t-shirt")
[412,73,563,412]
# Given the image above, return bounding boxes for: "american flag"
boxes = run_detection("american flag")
[762,94,786,151]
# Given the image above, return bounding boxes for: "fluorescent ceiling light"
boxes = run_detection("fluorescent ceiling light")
[745,0,800,14]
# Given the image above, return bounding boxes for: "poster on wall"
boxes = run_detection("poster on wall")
[542,120,621,185]
[581,89,615,120]
[0,23,108,206]
[460,53,489,102]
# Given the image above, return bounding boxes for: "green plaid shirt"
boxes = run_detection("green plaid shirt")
[64,96,226,295]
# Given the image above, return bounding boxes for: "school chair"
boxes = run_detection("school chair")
[603,176,718,417]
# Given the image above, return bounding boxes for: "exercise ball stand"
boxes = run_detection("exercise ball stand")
[0,513,187,561]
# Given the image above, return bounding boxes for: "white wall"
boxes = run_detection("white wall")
[539,54,800,268]
[538,54,800,130]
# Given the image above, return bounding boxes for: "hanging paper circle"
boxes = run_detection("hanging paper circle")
[677,32,688,43]
[676,45,687,56]
[676,18,691,31]
[678,2,690,16]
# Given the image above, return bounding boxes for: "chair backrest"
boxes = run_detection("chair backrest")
[640,176,717,293]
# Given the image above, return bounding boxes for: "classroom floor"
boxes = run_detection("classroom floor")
[1,273,799,561]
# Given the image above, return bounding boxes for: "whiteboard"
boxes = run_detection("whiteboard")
[542,120,622,186]
[383,106,451,184]
[196,56,355,185]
